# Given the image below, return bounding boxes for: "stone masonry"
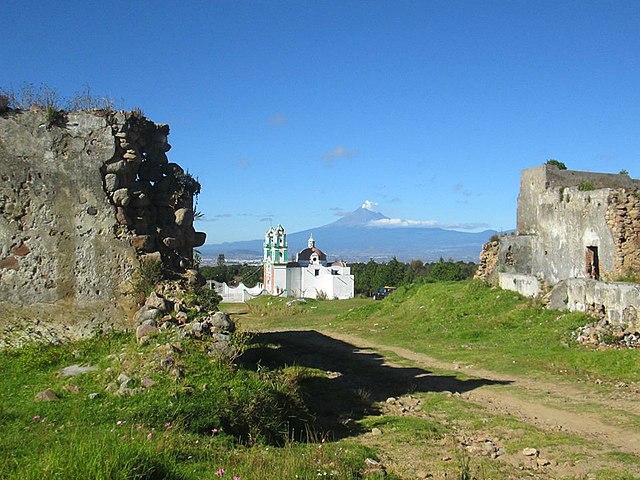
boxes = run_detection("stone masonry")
[0,109,206,345]
[476,164,640,327]
[606,189,640,278]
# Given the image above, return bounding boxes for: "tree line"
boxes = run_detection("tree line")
[200,258,477,296]
[200,264,263,287]
[350,258,477,295]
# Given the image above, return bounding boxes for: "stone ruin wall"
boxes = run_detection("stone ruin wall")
[477,165,640,283]
[475,165,640,329]
[606,189,640,279]
[0,109,205,344]
[474,239,499,281]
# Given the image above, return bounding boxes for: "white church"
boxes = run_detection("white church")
[263,225,354,299]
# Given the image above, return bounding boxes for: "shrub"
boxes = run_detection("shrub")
[44,105,64,128]
[578,181,595,191]
[176,171,201,197]
[0,94,9,113]
[133,257,163,297]
[184,285,221,314]
[546,159,567,170]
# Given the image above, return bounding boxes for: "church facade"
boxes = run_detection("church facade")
[263,225,354,299]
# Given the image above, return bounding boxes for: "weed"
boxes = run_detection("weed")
[600,333,618,345]
[176,170,201,197]
[612,272,640,284]
[185,285,221,314]
[131,106,145,119]
[133,257,163,298]
[456,448,475,480]
[0,82,58,110]
[0,94,9,113]
[66,84,121,111]
[44,105,64,128]
[578,181,595,191]
[316,289,328,300]
[620,169,629,175]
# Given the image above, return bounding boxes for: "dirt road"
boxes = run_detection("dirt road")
[243,327,640,478]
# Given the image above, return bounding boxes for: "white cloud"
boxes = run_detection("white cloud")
[452,183,473,197]
[322,145,355,167]
[368,218,490,231]
[235,158,251,169]
[268,113,288,127]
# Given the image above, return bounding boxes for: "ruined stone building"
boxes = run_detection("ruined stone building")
[0,109,206,345]
[476,163,640,324]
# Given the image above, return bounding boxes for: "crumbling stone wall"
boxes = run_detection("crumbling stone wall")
[474,239,499,281]
[0,109,205,343]
[606,189,640,279]
[482,164,640,287]
[478,163,640,327]
[101,112,205,273]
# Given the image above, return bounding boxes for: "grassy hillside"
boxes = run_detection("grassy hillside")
[3,281,639,479]
[0,332,388,480]
[241,280,640,384]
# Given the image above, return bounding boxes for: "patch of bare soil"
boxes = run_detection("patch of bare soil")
[244,327,640,479]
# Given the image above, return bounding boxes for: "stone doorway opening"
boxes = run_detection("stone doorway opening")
[586,246,600,280]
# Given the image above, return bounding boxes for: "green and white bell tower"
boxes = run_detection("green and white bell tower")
[263,224,288,294]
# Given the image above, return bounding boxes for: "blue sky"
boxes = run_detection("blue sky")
[3,1,639,243]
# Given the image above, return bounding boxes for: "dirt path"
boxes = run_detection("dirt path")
[327,330,640,454]
[253,327,640,458]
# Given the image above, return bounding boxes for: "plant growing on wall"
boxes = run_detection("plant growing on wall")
[545,159,567,170]
[578,181,595,191]
[0,94,9,113]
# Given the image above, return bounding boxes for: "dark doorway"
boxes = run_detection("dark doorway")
[586,246,600,280]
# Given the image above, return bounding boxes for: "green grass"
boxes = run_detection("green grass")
[0,332,389,480]
[242,281,640,384]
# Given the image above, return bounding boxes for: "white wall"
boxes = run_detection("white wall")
[286,264,354,299]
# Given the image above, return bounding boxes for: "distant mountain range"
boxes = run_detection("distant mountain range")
[199,205,497,263]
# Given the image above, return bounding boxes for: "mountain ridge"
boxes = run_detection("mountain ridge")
[199,206,496,263]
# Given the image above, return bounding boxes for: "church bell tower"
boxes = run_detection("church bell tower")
[263,224,288,294]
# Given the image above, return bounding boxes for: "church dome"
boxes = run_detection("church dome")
[297,247,327,262]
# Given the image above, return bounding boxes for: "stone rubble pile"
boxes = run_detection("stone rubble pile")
[456,434,506,460]
[133,286,236,357]
[101,112,206,274]
[575,316,640,349]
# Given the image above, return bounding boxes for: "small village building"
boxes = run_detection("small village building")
[263,225,354,299]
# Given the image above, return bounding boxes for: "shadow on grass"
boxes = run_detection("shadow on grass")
[238,330,511,441]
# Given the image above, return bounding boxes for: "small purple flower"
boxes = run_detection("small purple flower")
[215,468,225,476]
